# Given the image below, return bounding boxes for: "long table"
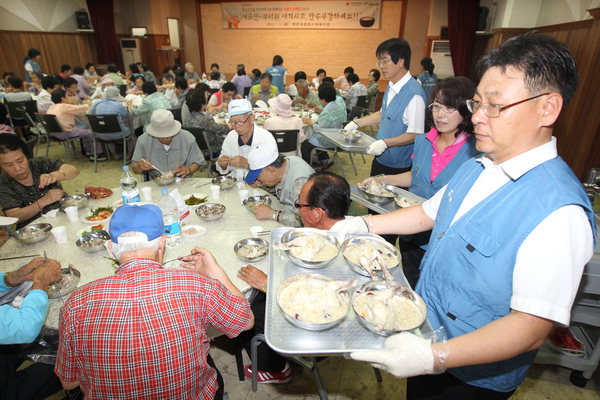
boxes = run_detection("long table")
[0,177,283,328]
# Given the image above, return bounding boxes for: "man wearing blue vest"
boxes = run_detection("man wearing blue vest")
[345,38,426,177]
[333,33,597,399]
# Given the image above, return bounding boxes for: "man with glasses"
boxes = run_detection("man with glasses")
[243,146,314,227]
[344,38,426,177]
[334,33,596,399]
[237,171,351,385]
[216,99,277,181]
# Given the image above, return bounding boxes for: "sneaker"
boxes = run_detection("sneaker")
[89,155,108,162]
[244,362,292,384]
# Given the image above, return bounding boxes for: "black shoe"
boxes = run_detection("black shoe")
[61,387,84,400]
[89,155,108,162]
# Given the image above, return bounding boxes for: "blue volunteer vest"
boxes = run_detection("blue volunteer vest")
[416,156,597,392]
[24,60,42,82]
[409,133,479,199]
[376,78,425,169]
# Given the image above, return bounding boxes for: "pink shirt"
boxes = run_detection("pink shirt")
[425,128,468,181]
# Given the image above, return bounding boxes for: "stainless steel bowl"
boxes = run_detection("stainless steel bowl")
[357,183,395,205]
[14,223,52,244]
[234,238,269,262]
[352,280,427,336]
[341,234,400,276]
[59,194,90,209]
[195,202,226,221]
[75,230,111,253]
[212,175,237,190]
[243,195,272,211]
[47,266,81,299]
[277,274,350,331]
[153,172,175,186]
[279,228,339,269]
[341,129,361,143]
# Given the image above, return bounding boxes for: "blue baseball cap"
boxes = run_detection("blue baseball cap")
[109,204,164,243]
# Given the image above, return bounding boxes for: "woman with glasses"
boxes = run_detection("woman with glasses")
[362,76,479,286]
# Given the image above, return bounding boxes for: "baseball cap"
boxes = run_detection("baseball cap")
[109,204,165,243]
[227,99,252,117]
[244,145,279,183]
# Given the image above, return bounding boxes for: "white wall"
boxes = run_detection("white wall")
[0,0,88,32]
[480,0,600,29]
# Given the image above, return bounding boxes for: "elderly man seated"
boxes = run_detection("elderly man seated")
[55,204,254,399]
[292,79,321,111]
[0,249,65,400]
[0,134,79,228]
[237,171,351,384]
[216,99,277,181]
[343,73,368,110]
[131,109,205,179]
[249,72,278,106]
[244,145,314,226]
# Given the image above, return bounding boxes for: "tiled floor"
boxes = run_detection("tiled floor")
[39,139,599,399]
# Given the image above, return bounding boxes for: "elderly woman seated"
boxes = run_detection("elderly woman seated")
[264,94,304,155]
[182,87,229,155]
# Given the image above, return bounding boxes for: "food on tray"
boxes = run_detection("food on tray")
[395,196,422,208]
[85,186,113,199]
[275,235,338,261]
[360,180,394,197]
[353,288,425,331]
[278,275,349,324]
[80,224,104,236]
[184,194,207,206]
[238,244,268,259]
[341,129,361,142]
[343,242,398,269]
[84,207,114,222]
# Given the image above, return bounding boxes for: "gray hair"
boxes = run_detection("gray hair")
[185,62,194,69]
[111,232,161,262]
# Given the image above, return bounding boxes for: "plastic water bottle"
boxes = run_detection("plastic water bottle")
[120,165,140,204]
[157,188,182,247]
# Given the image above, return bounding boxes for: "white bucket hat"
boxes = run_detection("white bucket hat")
[146,109,181,138]
[268,94,293,117]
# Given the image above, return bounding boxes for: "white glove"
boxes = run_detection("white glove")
[366,140,388,156]
[343,120,359,131]
[350,332,435,378]
[330,216,368,241]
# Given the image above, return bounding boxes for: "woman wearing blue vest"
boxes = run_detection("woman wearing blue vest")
[417,57,438,102]
[23,48,42,83]
[363,77,479,287]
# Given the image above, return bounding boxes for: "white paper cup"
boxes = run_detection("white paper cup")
[250,225,263,238]
[141,187,153,202]
[64,206,79,222]
[238,189,249,203]
[51,226,68,244]
[210,185,220,200]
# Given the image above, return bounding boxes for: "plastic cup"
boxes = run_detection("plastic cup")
[64,206,79,222]
[51,226,68,244]
[238,189,249,203]
[210,185,220,200]
[141,187,153,202]
[250,226,263,238]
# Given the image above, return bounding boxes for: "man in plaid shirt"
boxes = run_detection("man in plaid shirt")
[55,204,254,399]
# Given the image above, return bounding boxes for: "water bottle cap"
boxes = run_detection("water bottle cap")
[161,188,168,194]
[122,165,129,171]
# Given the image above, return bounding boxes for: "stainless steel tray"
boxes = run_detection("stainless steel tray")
[320,128,376,152]
[351,186,426,214]
[265,227,433,355]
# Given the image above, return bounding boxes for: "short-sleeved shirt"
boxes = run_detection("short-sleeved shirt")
[55,259,252,400]
[0,158,64,227]
[132,130,206,174]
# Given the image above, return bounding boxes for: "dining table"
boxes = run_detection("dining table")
[0,177,283,329]
[318,128,376,178]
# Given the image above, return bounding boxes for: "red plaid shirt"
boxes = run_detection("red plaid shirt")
[55,258,252,399]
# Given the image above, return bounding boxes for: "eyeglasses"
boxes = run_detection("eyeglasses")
[466,93,550,118]
[428,103,456,114]
[294,201,314,209]
[229,113,252,127]
[376,58,393,67]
